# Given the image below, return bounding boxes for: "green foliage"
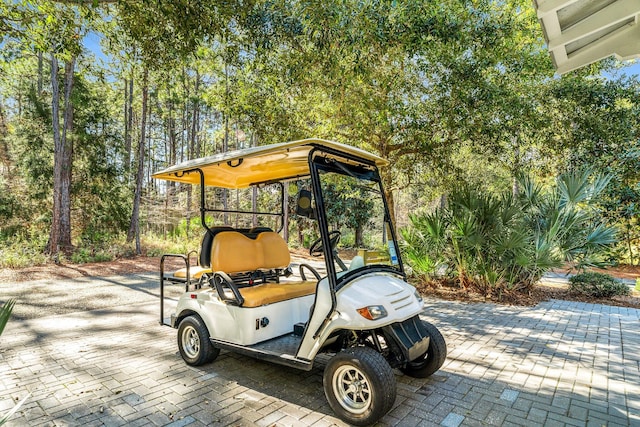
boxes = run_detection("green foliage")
[1,0,639,268]
[322,178,375,247]
[400,211,448,276]
[402,169,617,295]
[0,236,50,269]
[0,299,15,336]
[569,272,630,298]
[70,246,114,264]
[552,77,640,265]
[0,298,30,426]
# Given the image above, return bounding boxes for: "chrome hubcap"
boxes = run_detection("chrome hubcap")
[182,325,200,358]
[332,365,371,414]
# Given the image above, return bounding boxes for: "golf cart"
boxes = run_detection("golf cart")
[154,138,446,426]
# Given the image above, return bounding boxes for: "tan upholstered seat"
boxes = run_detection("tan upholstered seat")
[239,281,317,308]
[256,231,291,269]
[211,231,290,273]
[211,231,316,306]
[172,266,212,280]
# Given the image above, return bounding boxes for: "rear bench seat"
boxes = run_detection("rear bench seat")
[211,231,317,307]
[172,226,270,281]
[172,226,234,281]
[238,281,317,308]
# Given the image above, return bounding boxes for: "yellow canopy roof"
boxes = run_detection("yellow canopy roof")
[151,138,388,189]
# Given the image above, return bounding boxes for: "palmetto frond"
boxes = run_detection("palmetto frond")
[0,299,15,336]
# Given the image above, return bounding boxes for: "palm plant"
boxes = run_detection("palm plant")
[521,169,616,271]
[0,299,29,426]
[400,210,449,276]
[0,299,15,336]
[401,168,617,296]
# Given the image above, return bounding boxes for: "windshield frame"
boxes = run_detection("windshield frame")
[308,145,405,293]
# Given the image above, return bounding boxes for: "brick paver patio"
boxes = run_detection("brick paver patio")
[1,274,639,426]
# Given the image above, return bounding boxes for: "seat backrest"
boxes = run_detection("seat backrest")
[256,231,290,269]
[211,232,261,273]
[211,231,290,274]
[235,226,273,240]
[199,226,234,268]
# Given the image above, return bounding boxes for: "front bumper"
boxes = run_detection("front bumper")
[383,315,430,362]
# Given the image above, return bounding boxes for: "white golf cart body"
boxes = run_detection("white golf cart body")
[169,271,420,363]
[153,139,445,426]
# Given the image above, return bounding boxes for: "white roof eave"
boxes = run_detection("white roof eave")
[534,0,640,74]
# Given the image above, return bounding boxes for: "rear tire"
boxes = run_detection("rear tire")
[400,320,446,378]
[177,315,220,366]
[323,346,396,426]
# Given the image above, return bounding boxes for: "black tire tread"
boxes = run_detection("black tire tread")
[401,320,447,378]
[323,346,396,426]
[177,315,220,366]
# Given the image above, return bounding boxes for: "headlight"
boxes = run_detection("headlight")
[414,290,423,304]
[356,305,388,320]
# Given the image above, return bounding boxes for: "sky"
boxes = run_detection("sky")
[619,61,640,78]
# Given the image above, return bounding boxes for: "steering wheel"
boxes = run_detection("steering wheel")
[309,230,341,257]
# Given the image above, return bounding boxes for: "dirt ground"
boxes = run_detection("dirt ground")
[415,265,640,309]
[0,256,174,283]
[0,255,638,308]
[416,280,640,309]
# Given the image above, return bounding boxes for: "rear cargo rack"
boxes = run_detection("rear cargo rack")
[159,251,200,326]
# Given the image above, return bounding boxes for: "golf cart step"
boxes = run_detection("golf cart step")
[250,333,302,355]
[211,334,311,370]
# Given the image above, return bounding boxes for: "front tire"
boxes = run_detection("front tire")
[177,315,220,366]
[323,346,396,426]
[400,320,447,378]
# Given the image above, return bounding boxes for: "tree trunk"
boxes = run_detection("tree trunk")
[124,78,132,177]
[626,220,635,266]
[283,182,289,242]
[127,67,148,255]
[37,52,43,95]
[222,60,229,225]
[0,103,9,173]
[47,53,75,258]
[297,222,305,248]
[48,54,61,256]
[146,96,153,190]
[379,166,396,228]
[186,71,200,237]
[355,226,364,247]
[251,133,258,227]
[166,98,176,234]
[511,137,521,197]
[59,57,75,251]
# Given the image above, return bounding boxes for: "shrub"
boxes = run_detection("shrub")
[569,272,630,298]
[0,299,30,425]
[0,240,49,268]
[402,169,617,296]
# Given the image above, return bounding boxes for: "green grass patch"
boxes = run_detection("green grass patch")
[0,232,202,268]
[0,241,49,269]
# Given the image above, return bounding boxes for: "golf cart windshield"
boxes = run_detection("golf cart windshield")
[309,152,404,286]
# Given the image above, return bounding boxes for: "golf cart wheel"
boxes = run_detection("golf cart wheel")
[323,346,396,426]
[177,315,220,366]
[400,320,447,378]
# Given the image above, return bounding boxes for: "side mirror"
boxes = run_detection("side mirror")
[296,190,315,219]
